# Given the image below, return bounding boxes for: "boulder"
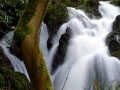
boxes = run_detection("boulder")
[107,15,120,59]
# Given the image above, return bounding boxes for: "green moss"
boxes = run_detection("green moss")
[39,63,47,74]
[45,76,53,90]
[114,0,120,6]
[111,50,120,59]
[45,2,68,33]
[14,0,40,46]
[0,67,31,89]
[14,24,33,46]
[39,47,48,74]
[20,0,40,26]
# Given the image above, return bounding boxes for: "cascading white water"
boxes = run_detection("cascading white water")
[42,1,120,90]
[39,23,50,71]
[1,1,120,90]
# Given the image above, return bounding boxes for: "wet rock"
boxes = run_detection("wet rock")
[51,27,71,74]
[113,15,120,33]
[107,15,120,59]
[10,44,22,60]
[47,34,53,50]
[112,0,120,6]
[0,46,13,69]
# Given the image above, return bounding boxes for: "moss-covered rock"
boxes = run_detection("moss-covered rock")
[0,67,31,90]
[107,15,120,59]
[113,0,120,6]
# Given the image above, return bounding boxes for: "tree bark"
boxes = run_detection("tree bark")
[14,0,53,90]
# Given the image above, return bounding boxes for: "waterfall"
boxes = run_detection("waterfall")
[42,1,120,90]
[1,1,120,90]
[40,23,50,71]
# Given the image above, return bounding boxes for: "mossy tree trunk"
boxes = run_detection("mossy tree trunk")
[13,0,53,90]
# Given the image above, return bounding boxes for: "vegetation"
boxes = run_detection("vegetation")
[0,0,120,90]
[0,0,25,38]
[0,0,53,90]
[13,0,53,90]
[0,67,31,90]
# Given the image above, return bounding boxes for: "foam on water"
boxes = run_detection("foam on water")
[46,1,120,90]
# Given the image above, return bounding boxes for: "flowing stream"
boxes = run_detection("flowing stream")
[41,1,120,90]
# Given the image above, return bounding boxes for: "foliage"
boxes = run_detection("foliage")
[44,1,68,38]
[14,0,43,46]
[13,0,53,89]
[0,0,25,38]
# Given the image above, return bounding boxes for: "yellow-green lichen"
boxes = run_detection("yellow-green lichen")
[39,63,47,74]
[45,76,53,90]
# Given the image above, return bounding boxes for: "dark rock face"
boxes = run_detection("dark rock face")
[47,34,53,50]
[45,2,68,50]
[51,27,71,74]
[112,0,120,6]
[113,15,120,33]
[107,15,120,59]
[0,47,13,69]
[10,44,22,60]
